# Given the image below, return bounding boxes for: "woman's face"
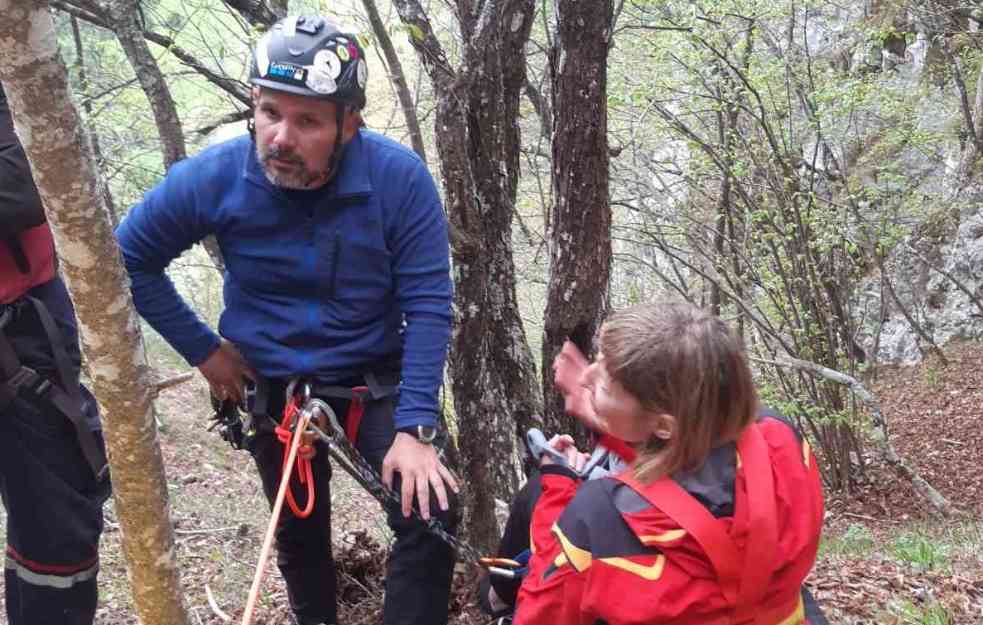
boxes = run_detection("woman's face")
[581,350,657,443]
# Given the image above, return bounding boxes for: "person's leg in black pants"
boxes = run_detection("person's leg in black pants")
[354,393,459,625]
[0,395,108,625]
[250,417,337,625]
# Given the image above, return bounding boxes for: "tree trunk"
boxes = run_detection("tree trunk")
[221,0,278,27]
[109,0,226,272]
[541,0,614,439]
[109,0,186,168]
[70,15,117,227]
[392,0,541,550]
[0,4,192,624]
[269,0,287,19]
[361,0,428,162]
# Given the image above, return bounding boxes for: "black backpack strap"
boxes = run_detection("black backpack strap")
[0,305,22,408]
[0,299,108,481]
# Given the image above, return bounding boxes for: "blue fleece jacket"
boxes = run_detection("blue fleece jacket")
[116,130,452,429]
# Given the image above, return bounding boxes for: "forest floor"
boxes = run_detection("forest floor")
[1,341,981,625]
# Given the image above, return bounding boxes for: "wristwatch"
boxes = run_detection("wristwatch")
[396,424,438,444]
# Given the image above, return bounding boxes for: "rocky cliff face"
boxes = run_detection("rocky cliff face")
[810,3,983,364]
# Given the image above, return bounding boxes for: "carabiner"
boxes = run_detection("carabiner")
[306,398,345,442]
[285,378,299,403]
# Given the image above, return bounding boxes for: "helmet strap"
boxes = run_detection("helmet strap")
[323,104,348,183]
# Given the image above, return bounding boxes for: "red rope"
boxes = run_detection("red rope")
[274,397,315,518]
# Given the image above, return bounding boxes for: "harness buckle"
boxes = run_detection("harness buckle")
[8,366,51,397]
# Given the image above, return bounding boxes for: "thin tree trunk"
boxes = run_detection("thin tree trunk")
[361,0,427,162]
[269,0,287,18]
[392,0,541,550]
[221,0,278,27]
[541,0,614,439]
[109,0,186,168]
[876,252,948,365]
[110,0,226,272]
[70,15,117,227]
[58,0,227,270]
[0,4,192,624]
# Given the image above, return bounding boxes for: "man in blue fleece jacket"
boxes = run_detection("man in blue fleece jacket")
[116,15,457,625]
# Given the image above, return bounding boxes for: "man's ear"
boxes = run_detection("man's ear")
[251,86,262,106]
[342,109,363,142]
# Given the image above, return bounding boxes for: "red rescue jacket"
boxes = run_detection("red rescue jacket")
[1,224,56,304]
[516,415,824,625]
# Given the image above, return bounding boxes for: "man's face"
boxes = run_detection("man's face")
[252,87,357,189]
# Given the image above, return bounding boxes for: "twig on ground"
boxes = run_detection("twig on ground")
[150,371,195,398]
[842,511,879,523]
[175,526,241,536]
[339,570,375,597]
[206,584,232,622]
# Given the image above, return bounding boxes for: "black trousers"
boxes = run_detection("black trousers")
[0,392,109,625]
[249,382,458,625]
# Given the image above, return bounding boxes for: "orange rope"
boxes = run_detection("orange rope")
[275,397,316,518]
[241,405,312,625]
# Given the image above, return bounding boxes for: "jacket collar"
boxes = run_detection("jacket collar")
[242,130,372,199]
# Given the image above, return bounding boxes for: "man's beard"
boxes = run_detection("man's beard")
[256,144,328,190]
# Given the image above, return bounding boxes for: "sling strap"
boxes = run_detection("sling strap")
[616,423,783,624]
[0,298,109,481]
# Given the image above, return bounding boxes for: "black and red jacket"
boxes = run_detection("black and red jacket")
[515,414,824,625]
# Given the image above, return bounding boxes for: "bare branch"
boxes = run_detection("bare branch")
[751,354,957,519]
[220,0,278,27]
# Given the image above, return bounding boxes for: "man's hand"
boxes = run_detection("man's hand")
[552,340,604,432]
[382,433,459,519]
[198,339,256,405]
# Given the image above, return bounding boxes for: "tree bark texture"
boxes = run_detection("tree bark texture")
[541,0,614,438]
[0,4,192,624]
[108,0,187,169]
[360,0,428,162]
[221,0,278,26]
[70,14,117,227]
[392,0,541,550]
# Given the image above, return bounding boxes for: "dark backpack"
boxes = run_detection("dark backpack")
[0,82,48,272]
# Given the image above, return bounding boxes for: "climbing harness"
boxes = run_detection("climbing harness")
[0,299,108,481]
[240,388,480,625]
[223,375,481,562]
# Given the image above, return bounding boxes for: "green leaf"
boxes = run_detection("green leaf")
[406,23,425,43]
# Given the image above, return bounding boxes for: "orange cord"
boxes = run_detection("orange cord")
[241,404,312,625]
[274,397,315,518]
